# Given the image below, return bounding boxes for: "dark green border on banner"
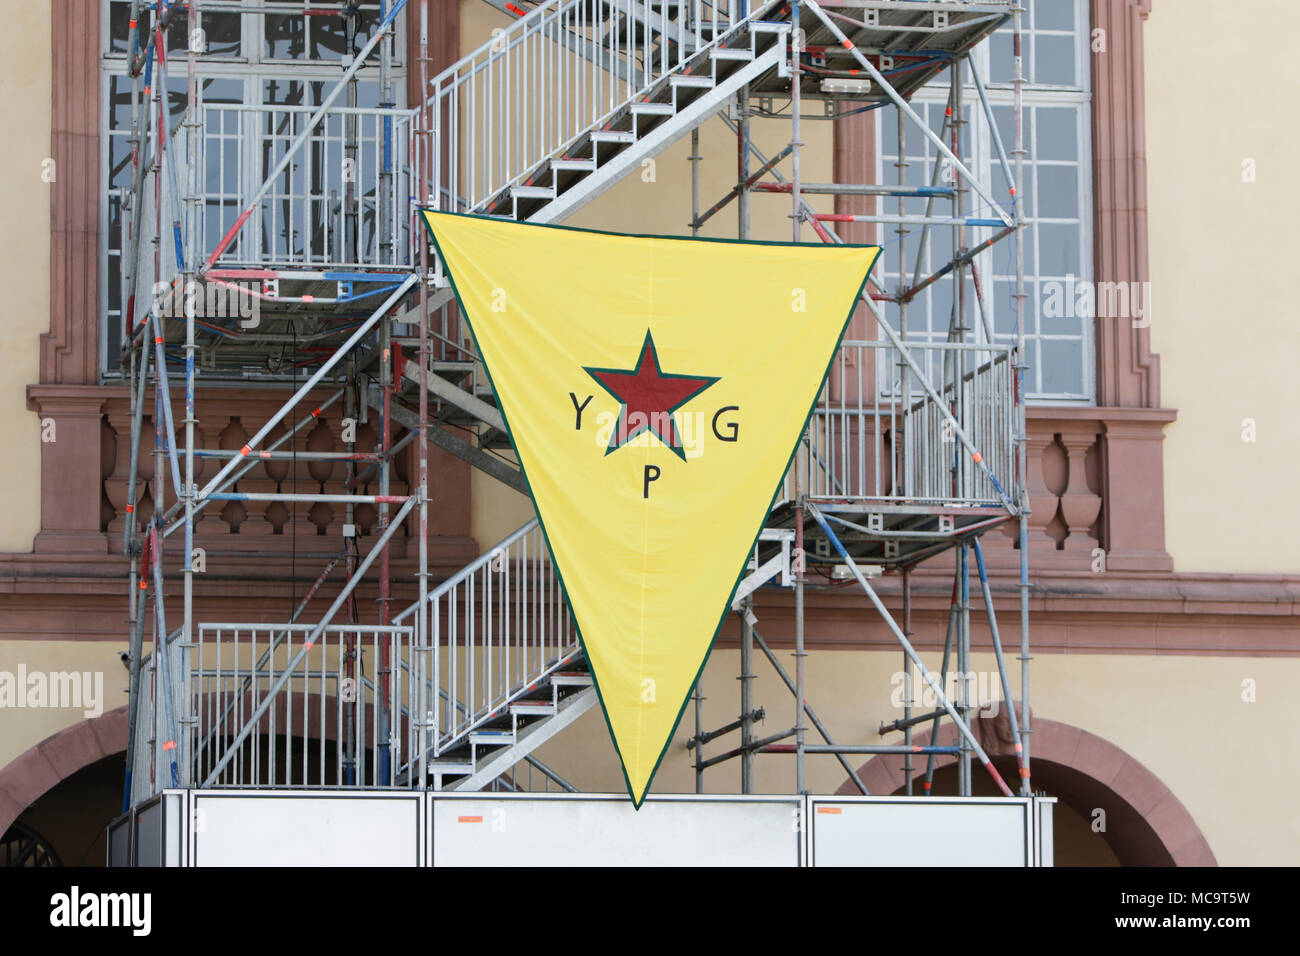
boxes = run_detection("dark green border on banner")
[420,209,881,807]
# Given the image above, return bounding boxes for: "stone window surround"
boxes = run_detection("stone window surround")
[29,0,1170,574]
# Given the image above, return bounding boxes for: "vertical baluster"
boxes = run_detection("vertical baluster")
[450,584,458,739]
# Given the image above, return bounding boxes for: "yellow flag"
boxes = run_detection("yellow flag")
[423,211,880,805]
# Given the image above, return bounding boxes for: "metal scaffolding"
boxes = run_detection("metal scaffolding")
[117,0,1032,809]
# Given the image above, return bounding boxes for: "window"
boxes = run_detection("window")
[100,1,405,373]
[875,0,1093,401]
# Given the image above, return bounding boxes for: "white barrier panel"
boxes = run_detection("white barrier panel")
[430,794,803,867]
[134,793,185,867]
[107,814,131,867]
[106,791,1054,866]
[1037,796,1055,866]
[190,791,423,867]
[807,796,1053,867]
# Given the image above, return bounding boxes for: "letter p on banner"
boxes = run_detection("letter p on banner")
[423,211,880,805]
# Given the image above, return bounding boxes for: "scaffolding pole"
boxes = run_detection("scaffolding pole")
[116,0,1029,809]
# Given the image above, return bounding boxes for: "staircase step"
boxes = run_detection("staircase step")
[552,158,596,173]
[711,47,755,62]
[591,130,636,144]
[669,74,715,89]
[510,700,557,717]
[470,729,516,746]
[391,353,474,375]
[429,758,474,776]
[511,185,556,200]
[550,673,594,688]
[630,101,676,116]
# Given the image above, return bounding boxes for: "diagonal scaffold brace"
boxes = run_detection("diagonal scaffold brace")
[806,501,1014,797]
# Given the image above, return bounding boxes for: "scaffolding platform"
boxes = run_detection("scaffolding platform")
[115,0,1035,831]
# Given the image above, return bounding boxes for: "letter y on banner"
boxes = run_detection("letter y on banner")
[423,211,880,805]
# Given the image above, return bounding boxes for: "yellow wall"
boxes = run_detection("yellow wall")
[0,640,131,771]
[0,0,51,553]
[4,641,1288,864]
[1146,0,1300,573]
[529,649,1298,866]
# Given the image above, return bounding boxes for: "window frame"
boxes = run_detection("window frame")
[98,0,407,376]
[873,0,1096,405]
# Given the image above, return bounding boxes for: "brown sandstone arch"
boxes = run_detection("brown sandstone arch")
[837,709,1216,866]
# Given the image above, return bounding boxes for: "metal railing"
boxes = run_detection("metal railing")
[393,518,577,764]
[788,340,1016,507]
[426,0,754,213]
[192,622,416,788]
[198,103,418,270]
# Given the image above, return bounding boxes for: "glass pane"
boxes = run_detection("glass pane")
[105,314,123,371]
[165,13,188,60]
[108,75,134,132]
[1036,222,1081,277]
[165,76,190,125]
[199,77,244,106]
[1039,277,1089,334]
[992,279,1018,335]
[931,281,954,333]
[1035,107,1077,161]
[265,6,387,62]
[108,133,133,189]
[202,12,242,58]
[1034,0,1076,32]
[993,104,1032,154]
[108,1,132,54]
[988,31,1014,85]
[1035,165,1078,220]
[263,78,324,107]
[1034,34,1076,86]
[1040,338,1085,396]
[265,13,307,60]
[311,12,356,60]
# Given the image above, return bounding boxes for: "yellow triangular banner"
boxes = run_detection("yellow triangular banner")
[423,211,880,804]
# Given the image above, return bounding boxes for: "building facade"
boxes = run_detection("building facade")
[0,0,1295,866]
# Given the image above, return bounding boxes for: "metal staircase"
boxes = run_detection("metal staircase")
[387,0,791,483]
[118,0,1025,804]
[387,518,793,791]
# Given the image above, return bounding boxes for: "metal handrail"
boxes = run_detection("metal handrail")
[791,339,1016,507]
[426,0,763,214]
[393,517,577,763]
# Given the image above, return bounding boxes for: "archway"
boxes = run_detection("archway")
[837,711,1216,866]
[0,693,398,865]
[0,707,129,867]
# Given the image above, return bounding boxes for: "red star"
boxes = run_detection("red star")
[584,330,719,460]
